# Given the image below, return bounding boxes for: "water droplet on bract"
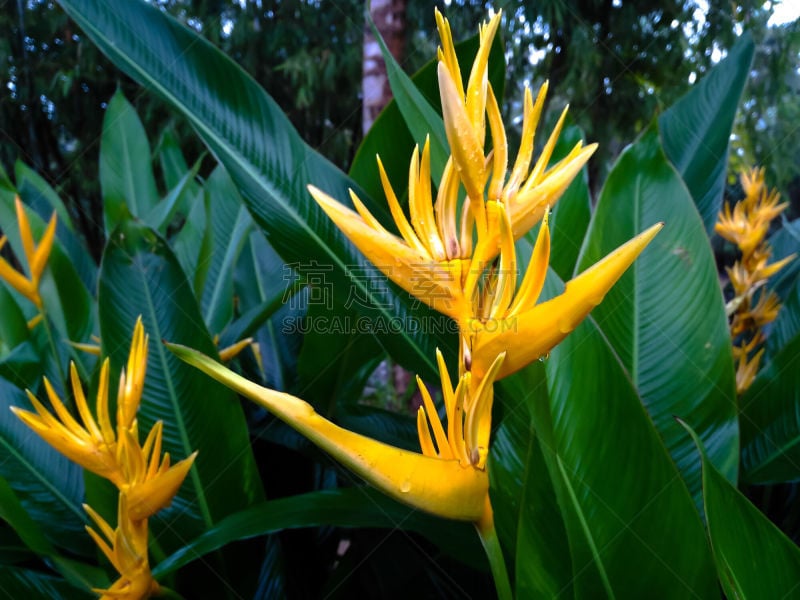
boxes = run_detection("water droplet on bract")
[400,480,412,493]
[538,352,550,363]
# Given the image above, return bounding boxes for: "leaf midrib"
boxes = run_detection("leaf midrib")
[135,253,214,529]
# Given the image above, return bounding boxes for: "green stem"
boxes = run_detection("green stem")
[476,500,513,600]
[39,304,68,394]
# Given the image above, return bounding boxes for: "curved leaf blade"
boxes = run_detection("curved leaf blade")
[532,274,717,598]
[659,33,754,233]
[578,124,738,505]
[683,420,800,599]
[100,89,160,230]
[98,219,263,549]
[740,331,800,483]
[56,0,446,377]
[0,377,89,556]
[153,487,480,578]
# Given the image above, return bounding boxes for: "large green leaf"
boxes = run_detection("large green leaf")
[577,124,738,505]
[97,219,263,550]
[767,274,800,359]
[198,166,252,334]
[57,0,445,377]
[0,566,95,600]
[155,126,193,192]
[683,421,800,599]
[740,331,800,483]
[99,89,160,231]
[0,378,89,556]
[152,487,481,578]
[493,364,574,599]
[13,161,74,230]
[659,33,754,233]
[530,275,717,598]
[766,217,800,304]
[230,231,302,392]
[0,476,105,591]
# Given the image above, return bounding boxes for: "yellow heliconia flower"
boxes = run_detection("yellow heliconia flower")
[0,196,57,308]
[309,11,598,322]
[168,342,507,523]
[85,496,159,600]
[466,204,663,379]
[435,9,597,244]
[12,317,196,520]
[716,167,794,393]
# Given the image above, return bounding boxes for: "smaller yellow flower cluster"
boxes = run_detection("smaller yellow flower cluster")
[0,196,56,310]
[715,167,795,393]
[13,318,197,599]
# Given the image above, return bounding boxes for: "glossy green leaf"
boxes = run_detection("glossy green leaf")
[740,331,800,483]
[0,377,89,556]
[143,155,201,234]
[578,124,738,505]
[58,0,446,377]
[97,219,263,550]
[494,363,573,599]
[156,126,193,192]
[171,186,209,296]
[296,302,383,409]
[232,231,303,391]
[547,122,592,281]
[530,274,717,598]
[0,476,103,591]
[198,166,253,334]
[683,421,800,599]
[659,32,754,233]
[766,217,800,304]
[0,566,95,600]
[99,89,160,230]
[153,487,480,578]
[767,274,800,359]
[0,285,29,350]
[0,341,40,390]
[13,161,74,231]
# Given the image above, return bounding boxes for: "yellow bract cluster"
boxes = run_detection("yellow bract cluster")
[715,167,795,393]
[13,318,197,599]
[174,9,660,532]
[0,196,56,310]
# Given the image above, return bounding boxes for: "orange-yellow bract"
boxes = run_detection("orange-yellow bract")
[0,196,57,308]
[175,10,661,538]
[715,167,795,393]
[12,317,196,598]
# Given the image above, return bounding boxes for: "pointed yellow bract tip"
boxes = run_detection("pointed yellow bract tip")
[472,223,663,379]
[0,197,57,308]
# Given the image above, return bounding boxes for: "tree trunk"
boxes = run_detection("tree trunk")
[362,0,407,134]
